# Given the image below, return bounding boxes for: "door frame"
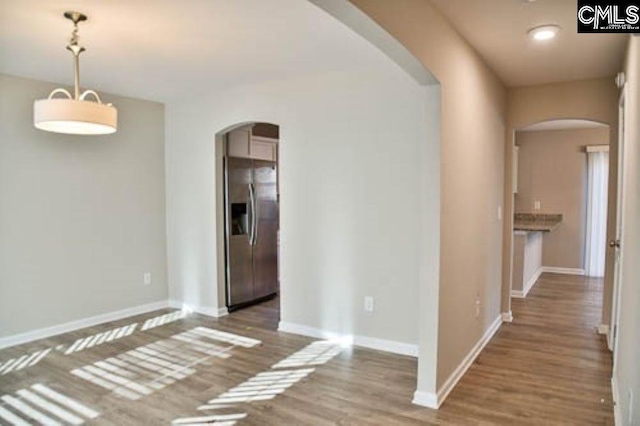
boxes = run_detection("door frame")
[214,122,281,317]
[610,83,627,358]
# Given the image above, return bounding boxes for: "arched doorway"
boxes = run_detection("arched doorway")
[214,122,281,326]
[508,118,611,314]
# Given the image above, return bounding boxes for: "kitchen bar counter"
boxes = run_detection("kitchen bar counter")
[514,213,562,232]
[511,213,562,299]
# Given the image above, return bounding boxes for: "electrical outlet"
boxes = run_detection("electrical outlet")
[143,272,152,285]
[475,293,481,318]
[534,200,541,211]
[497,206,502,221]
[364,296,374,313]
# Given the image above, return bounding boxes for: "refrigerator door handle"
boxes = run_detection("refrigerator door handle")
[249,183,257,245]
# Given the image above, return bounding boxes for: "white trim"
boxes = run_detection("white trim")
[612,375,621,425]
[277,321,418,357]
[511,289,525,298]
[541,266,586,276]
[278,321,354,344]
[353,335,418,357]
[168,300,229,318]
[511,267,543,299]
[586,145,610,153]
[0,300,170,350]
[523,267,543,296]
[168,299,183,309]
[416,315,502,409]
[502,311,513,323]
[412,390,438,409]
[598,324,612,352]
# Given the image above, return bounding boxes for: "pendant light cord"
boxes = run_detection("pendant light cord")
[66,17,86,100]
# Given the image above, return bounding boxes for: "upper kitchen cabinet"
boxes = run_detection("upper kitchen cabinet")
[227,125,278,162]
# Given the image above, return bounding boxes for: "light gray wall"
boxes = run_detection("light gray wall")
[165,65,435,347]
[615,36,640,426]
[349,0,507,396]
[0,74,168,338]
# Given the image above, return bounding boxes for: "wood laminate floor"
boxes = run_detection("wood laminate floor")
[0,273,613,425]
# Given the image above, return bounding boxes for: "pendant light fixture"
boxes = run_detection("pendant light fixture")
[33,12,117,135]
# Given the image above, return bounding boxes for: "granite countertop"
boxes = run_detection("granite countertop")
[514,213,563,232]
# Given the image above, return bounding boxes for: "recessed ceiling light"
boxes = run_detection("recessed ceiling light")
[528,25,561,41]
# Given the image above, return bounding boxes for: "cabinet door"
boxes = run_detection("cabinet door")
[251,137,277,161]
[228,129,251,159]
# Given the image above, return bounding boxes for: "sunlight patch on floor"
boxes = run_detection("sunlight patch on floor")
[0,349,52,376]
[71,327,261,401]
[189,327,261,348]
[0,310,191,378]
[0,383,99,425]
[62,324,137,355]
[172,413,247,425]
[141,310,188,331]
[271,340,342,369]
[198,368,315,410]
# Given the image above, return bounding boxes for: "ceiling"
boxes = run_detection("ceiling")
[0,0,388,102]
[520,119,609,132]
[0,1,629,101]
[429,0,628,87]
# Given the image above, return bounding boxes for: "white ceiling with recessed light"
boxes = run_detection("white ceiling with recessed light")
[429,0,628,87]
[0,0,389,102]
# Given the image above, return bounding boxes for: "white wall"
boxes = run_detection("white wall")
[0,74,168,339]
[165,64,437,347]
[614,36,640,426]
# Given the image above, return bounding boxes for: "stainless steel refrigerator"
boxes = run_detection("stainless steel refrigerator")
[224,157,279,310]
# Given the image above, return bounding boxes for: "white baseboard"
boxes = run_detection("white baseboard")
[0,300,170,350]
[511,268,543,299]
[523,267,543,296]
[612,375,621,425]
[412,390,438,409]
[353,335,418,357]
[168,299,182,309]
[168,300,229,318]
[278,321,354,344]
[541,267,586,276]
[414,315,502,409]
[511,289,525,298]
[598,324,612,351]
[502,311,513,323]
[278,321,418,357]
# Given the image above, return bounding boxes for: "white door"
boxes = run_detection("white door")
[609,84,627,358]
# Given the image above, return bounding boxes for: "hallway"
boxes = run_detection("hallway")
[439,272,614,424]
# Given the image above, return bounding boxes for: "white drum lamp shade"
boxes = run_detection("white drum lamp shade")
[34,98,117,135]
[33,11,117,136]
